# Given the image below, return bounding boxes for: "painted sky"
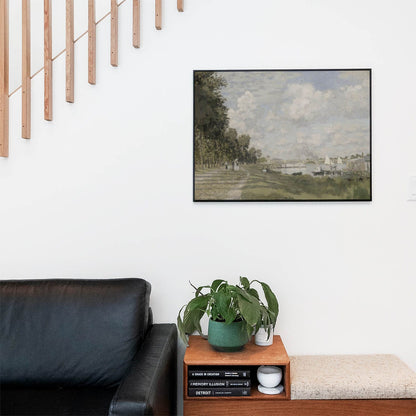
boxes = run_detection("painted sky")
[219,70,370,160]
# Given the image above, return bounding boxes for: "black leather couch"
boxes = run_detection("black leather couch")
[0,278,177,416]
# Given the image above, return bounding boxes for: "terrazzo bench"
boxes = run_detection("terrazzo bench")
[286,354,416,416]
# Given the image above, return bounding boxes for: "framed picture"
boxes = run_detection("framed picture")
[193,69,372,202]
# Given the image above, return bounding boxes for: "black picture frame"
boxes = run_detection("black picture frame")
[193,69,372,202]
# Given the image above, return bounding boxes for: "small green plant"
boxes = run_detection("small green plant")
[177,276,279,345]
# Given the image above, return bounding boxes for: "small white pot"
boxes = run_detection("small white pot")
[254,325,274,346]
[257,365,282,388]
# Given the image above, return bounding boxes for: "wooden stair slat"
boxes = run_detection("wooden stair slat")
[155,0,162,30]
[44,0,52,121]
[22,0,30,139]
[0,0,8,156]
[133,0,140,48]
[66,0,74,103]
[88,0,96,84]
[111,0,118,66]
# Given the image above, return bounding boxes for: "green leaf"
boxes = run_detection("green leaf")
[252,280,279,324]
[210,304,219,321]
[240,276,250,290]
[187,294,210,312]
[177,306,188,345]
[211,279,227,293]
[211,290,237,324]
[212,291,229,319]
[182,295,209,334]
[261,307,270,327]
[234,286,253,302]
[189,281,209,296]
[243,321,253,341]
[194,285,211,297]
[224,309,237,325]
[247,288,259,300]
[236,293,261,326]
[183,307,204,333]
[190,309,204,335]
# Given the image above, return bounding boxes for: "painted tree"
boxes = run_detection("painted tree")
[194,72,229,167]
[194,72,262,167]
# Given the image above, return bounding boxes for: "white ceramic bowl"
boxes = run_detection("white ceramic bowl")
[257,365,282,388]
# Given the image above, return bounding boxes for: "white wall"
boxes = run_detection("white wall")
[1,0,415,380]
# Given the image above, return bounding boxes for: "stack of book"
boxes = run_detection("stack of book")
[188,368,251,397]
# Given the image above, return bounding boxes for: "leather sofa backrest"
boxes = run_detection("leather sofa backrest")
[0,278,151,387]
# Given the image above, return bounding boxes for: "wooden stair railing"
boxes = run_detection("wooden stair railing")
[111,0,118,67]
[66,0,74,103]
[44,0,52,121]
[22,0,30,138]
[0,0,185,158]
[88,0,96,84]
[0,0,8,157]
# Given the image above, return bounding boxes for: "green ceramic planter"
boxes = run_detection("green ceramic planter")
[208,319,249,352]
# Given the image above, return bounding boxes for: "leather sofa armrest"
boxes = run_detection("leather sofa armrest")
[109,324,177,416]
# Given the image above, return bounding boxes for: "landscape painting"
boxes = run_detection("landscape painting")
[193,69,371,201]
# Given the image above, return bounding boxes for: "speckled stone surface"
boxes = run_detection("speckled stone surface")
[290,354,416,400]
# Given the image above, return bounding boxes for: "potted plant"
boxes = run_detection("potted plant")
[177,277,279,351]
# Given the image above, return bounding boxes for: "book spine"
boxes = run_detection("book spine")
[188,370,250,378]
[188,379,251,388]
[188,387,251,397]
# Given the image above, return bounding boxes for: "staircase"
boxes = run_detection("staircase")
[0,0,184,157]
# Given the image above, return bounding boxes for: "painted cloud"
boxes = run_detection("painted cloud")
[220,70,370,160]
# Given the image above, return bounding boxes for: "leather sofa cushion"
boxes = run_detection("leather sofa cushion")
[1,385,117,416]
[0,279,151,387]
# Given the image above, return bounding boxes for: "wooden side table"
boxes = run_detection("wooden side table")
[183,335,290,416]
